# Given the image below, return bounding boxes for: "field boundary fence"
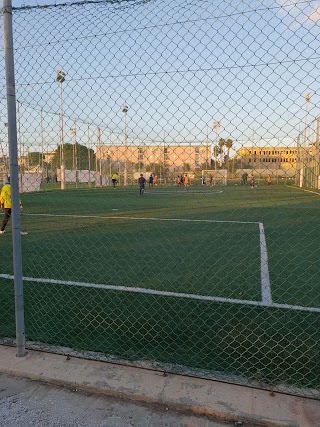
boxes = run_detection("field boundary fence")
[0,0,319,399]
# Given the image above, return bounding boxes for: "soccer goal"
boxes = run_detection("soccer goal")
[202,170,227,185]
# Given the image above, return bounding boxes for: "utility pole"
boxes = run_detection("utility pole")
[3,0,26,356]
[97,127,102,186]
[55,68,66,190]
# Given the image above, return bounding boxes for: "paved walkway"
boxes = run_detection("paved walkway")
[0,345,319,426]
[0,373,227,427]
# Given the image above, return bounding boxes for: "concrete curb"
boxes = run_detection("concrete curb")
[0,345,319,426]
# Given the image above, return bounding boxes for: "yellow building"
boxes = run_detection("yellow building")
[235,144,320,179]
[236,146,298,171]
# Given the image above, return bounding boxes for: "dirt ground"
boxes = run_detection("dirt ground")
[0,373,230,427]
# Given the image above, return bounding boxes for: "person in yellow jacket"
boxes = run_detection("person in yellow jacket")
[0,176,28,235]
[111,173,118,188]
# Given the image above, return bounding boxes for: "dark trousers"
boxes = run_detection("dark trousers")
[1,208,11,231]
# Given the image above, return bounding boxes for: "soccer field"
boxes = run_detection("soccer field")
[1,184,320,392]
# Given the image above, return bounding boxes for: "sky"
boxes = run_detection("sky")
[1,0,320,155]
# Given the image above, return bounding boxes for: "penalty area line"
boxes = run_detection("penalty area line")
[24,213,260,225]
[288,185,320,196]
[259,223,272,305]
[1,274,320,313]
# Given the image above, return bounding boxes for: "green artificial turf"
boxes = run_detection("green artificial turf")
[0,183,319,390]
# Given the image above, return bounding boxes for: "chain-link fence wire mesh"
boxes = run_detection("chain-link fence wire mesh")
[0,0,320,397]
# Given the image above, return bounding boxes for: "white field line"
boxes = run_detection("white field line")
[1,274,320,313]
[259,223,272,305]
[25,213,260,225]
[25,214,269,301]
[144,190,224,194]
[289,185,320,196]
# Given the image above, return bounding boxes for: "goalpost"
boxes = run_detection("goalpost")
[202,170,228,186]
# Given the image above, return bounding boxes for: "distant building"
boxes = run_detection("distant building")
[96,144,210,172]
[235,144,320,178]
[236,146,298,170]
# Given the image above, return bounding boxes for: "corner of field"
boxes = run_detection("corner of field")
[0,345,318,426]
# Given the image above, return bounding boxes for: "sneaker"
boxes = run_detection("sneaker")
[20,231,28,235]
[0,230,5,234]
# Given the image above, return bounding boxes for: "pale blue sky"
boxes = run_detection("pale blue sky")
[1,0,320,154]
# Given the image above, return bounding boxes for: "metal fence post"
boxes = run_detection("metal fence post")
[2,0,25,357]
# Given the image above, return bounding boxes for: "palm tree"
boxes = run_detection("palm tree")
[225,139,233,162]
[218,138,225,166]
[213,145,220,169]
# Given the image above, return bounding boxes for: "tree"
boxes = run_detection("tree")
[225,139,233,162]
[218,138,225,166]
[51,143,96,170]
[27,152,43,167]
[213,145,220,169]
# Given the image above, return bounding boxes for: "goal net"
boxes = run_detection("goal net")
[201,170,227,185]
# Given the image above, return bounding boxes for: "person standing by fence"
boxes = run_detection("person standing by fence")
[138,173,146,195]
[0,177,28,235]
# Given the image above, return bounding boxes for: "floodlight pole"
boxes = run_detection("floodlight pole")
[97,127,102,186]
[212,121,220,173]
[40,108,44,177]
[122,104,128,186]
[304,93,310,166]
[87,124,91,187]
[3,0,26,357]
[206,126,209,174]
[55,69,66,190]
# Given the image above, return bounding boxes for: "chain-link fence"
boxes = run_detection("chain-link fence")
[0,0,319,398]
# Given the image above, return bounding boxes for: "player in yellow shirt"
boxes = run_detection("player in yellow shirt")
[111,173,118,188]
[0,176,28,235]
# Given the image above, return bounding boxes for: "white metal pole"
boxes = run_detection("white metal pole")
[40,108,44,178]
[97,127,102,186]
[206,125,208,174]
[60,81,65,190]
[3,0,26,357]
[74,120,77,187]
[124,110,127,186]
[87,124,91,187]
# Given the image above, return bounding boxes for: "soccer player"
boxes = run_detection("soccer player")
[184,174,189,188]
[111,172,118,188]
[250,174,255,188]
[138,173,146,195]
[0,176,28,235]
[242,172,248,185]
